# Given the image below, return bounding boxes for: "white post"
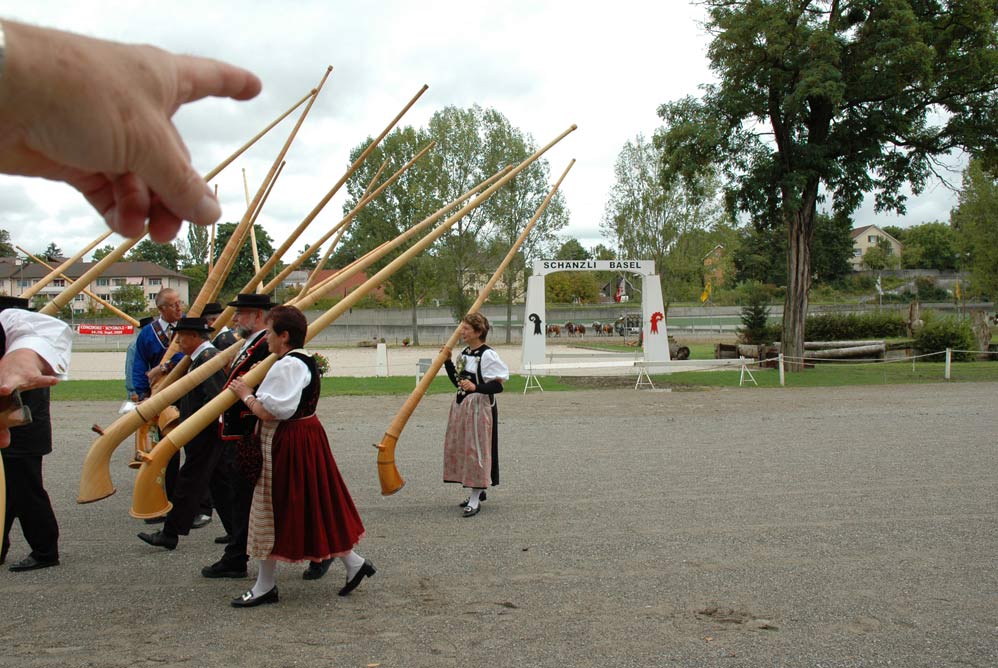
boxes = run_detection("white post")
[778,353,785,387]
[376,342,388,377]
[944,348,951,380]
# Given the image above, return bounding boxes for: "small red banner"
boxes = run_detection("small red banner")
[78,324,135,336]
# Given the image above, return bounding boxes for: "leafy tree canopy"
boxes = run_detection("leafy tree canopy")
[656,0,998,366]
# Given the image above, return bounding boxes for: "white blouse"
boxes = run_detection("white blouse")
[256,351,311,421]
[461,347,509,382]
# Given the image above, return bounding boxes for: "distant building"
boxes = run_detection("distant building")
[280,267,386,302]
[849,225,903,270]
[0,259,189,313]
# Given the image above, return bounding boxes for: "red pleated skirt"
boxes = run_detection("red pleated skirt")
[269,415,365,562]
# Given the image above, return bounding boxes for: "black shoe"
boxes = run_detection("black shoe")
[231,586,279,608]
[303,558,334,581]
[201,559,248,579]
[459,490,486,508]
[462,504,481,517]
[214,534,232,545]
[191,514,212,529]
[9,556,60,572]
[137,530,178,550]
[144,516,166,524]
[338,560,376,596]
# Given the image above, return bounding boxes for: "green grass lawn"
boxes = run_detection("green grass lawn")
[50,374,578,402]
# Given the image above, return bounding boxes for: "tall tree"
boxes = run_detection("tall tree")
[128,239,180,271]
[0,229,14,257]
[657,1,998,368]
[42,242,63,260]
[555,238,590,261]
[341,126,442,343]
[602,134,726,302]
[185,222,211,267]
[92,244,115,262]
[212,222,278,299]
[900,221,957,271]
[952,159,998,297]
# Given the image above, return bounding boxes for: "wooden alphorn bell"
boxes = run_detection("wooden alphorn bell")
[375,158,576,495]
[76,72,331,503]
[129,125,575,519]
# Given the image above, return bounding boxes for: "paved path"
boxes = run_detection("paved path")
[2,383,996,667]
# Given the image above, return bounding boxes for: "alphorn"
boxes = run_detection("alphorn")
[129,125,576,518]
[19,231,112,300]
[40,83,322,318]
[375,158,576,495]
[238,85,430,300]
[241,167,263,290]
[288,165,512,311]
[152,159,288,391]
[16,247,139,327]
[302,157,390,293]
[261,141,435,295]
[151,68,330,378]
[76,71,332,502]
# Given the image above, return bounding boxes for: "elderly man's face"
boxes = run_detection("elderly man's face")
[158,293,183,324]
[233,308,265,337]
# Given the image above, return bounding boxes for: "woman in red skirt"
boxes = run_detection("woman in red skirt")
[228,306,374,607]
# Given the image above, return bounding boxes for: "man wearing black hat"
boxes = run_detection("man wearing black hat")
[203,302,237,351]
[0,296,72,572]
[137,317,226,550]
[202,293,275,578]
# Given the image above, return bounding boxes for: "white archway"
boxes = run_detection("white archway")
[521,259,669,367]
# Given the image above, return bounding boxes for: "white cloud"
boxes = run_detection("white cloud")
[2,1,961,260]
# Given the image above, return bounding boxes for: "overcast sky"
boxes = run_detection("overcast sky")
[2,1,965,261]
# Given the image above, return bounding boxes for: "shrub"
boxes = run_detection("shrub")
[737,289,773,344]
[914,276,950,302]
[914,316,975,361]
[805,312,908,340]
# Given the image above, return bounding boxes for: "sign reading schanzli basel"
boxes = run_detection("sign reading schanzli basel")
[533,260,655,276]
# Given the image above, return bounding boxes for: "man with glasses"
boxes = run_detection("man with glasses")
[131,288,184,401]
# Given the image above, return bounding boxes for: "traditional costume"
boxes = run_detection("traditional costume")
[248,351,364,563]
[442,345,509,489]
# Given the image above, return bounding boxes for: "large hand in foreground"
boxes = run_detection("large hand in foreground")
[0,20,262,242]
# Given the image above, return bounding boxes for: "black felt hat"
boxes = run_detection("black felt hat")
[172,317,214,333]
[202,302,224,317]
[226,293,277,310]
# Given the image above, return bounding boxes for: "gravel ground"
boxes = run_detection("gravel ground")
[1,383,996,667]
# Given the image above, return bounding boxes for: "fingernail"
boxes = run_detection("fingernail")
[193,193,222,225]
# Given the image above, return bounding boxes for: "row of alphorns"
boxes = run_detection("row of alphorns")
[21,64,579,527]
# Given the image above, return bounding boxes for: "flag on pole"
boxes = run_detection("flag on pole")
[700,279,712,304]
[875,275,883,296]
[954,279,962,301]
[614,276,624,303]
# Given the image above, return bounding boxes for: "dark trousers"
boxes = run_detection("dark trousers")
[208,449,235,537]
[2,456,59,564]
[218,442,255,569]
[163,434,223,538]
